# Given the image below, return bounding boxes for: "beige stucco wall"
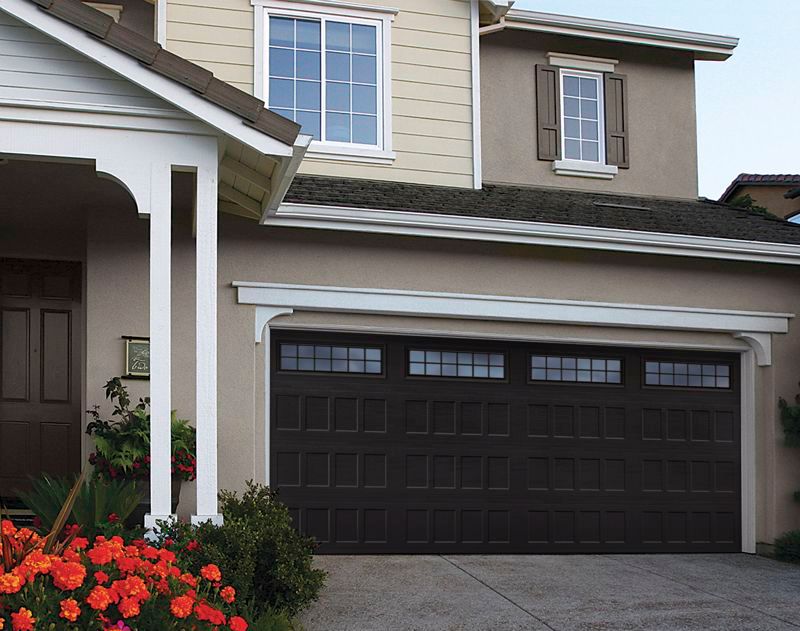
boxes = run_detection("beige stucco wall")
[480,30,699,199]
[80,205,800,543]
[731,185,800,220]
[5,162,800,542]
[165,0,476,187]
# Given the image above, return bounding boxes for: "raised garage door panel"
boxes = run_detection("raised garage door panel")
[271,332,740,553]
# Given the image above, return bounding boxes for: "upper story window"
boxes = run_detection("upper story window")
[561,71,603,163]
[536,53,628,179]
[256,1,394,162]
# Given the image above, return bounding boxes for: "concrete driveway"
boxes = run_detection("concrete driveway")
[300,554,800,631]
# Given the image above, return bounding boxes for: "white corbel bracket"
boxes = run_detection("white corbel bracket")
[734,332,772,366]
[255,306,295,343]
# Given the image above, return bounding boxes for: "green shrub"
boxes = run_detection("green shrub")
[17,473,143,540]
[247,607,298,631]
[158,481,325,617]
[775,529,800,563]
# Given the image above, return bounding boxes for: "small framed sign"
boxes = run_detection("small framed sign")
[123,336,150,379]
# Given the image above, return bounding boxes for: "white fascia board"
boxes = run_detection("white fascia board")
[505,10,738,61]
[270,203,800,267]
[1,0,294,158]
[233,282,792,335]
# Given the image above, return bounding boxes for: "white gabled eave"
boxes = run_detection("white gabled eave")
[269,202,800,266]
[503,9,738,61]
[0,0,295,158]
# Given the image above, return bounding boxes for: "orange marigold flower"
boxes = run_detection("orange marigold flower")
[94,570,110,585]
[86,545,113,566]
[116,556,139,574]
[20,550,54,577]
[62,548,81,563]
[59,598,81,622]
[86,585,115,611]
[10,608,35,631]
[112,576,149,603]
[51,559,87,591]
[179,573,197,588]
[0,615,5,629]
[0,573,24,594]
[1,520,16,536]
[200,564,221,582]
[158,548,176,564]
[229,616,248,631]
[170,595,194,619]
[220,586,236,604]
[141,546,159,561]
[118,597,141,618]
[195,602,226,626]
[71,537,89,550]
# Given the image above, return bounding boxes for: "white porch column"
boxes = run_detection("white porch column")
[144,164,174,530]
[192,164,223,526]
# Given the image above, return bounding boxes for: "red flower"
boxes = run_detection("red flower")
[59,598,81,622]
[200,564,221,582]
[229,616,249,631]
[220,586,236,604]
[95,570,110,584]
[170,595,194,619]
[50,559,87,590]
[86,585,116,611]
[118,597,141,618]
[186,539,200,552]
[10,608,35,631]
[195,602,226,625]
[107,513,120,524]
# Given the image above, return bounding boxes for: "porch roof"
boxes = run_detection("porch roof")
[1,0,311,221]
[28,0,300,147]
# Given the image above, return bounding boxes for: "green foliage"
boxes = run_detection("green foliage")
[779,395,800,447]
[775,529,800,563]
[157,482,325,618]
[729,193,775,218]
[86,377,197,481]
[248,607,300,631]
[17,473,143,540]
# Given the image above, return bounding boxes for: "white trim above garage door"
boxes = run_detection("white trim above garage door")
[234,281,792,554]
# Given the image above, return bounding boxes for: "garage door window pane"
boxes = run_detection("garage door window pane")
[409,349,505,380]
[531,355,623,384]
[645,360,731,389]
[280,344,382,374]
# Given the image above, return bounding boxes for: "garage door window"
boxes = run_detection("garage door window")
[408,350,505,379]
[279,343,382,374]
[644,361,730,389]
[531,355,622,384]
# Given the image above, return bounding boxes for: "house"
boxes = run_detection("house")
[719,173,800,221]
[2,0,800,556]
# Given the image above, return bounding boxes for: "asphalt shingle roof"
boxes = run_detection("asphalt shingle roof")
[285,176,800,246]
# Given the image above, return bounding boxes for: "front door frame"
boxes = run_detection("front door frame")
[236,281,794,554]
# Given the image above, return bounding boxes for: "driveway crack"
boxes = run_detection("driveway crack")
[439,555,560,631]
[603,555,800,629]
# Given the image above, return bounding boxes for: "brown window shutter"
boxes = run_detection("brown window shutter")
[604,73,629,168]
[535,64,561,161]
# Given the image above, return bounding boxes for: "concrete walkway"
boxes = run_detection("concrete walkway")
[300,554,800,631]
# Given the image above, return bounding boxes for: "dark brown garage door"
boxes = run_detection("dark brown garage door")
[271,331,740,553]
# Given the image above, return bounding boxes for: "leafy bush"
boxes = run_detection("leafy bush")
[2,474,252,630]
[246,607,297,631]
[157,482,325,617]
[86,378,198,482]
[775,529,800,563]
[17,474,143,540]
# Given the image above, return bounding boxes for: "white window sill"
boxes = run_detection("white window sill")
[306,141,396,165]
[553,159,618,180]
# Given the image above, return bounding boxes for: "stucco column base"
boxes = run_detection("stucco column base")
[191,514,224,527]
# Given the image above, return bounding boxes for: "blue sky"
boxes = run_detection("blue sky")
[511,0,800,199]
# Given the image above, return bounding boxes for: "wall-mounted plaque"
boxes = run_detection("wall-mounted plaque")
[123,337,150,379]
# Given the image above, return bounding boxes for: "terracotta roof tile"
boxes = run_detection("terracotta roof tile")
[719,173,800,202]
[29,0,300,146]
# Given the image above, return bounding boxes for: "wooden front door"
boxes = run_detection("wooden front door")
[0,259,82,502]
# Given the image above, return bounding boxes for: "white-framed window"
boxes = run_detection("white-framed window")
[253,0,394,163]
[560,69,604,164]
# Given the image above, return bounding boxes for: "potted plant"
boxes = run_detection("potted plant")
[86,378,197,525]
